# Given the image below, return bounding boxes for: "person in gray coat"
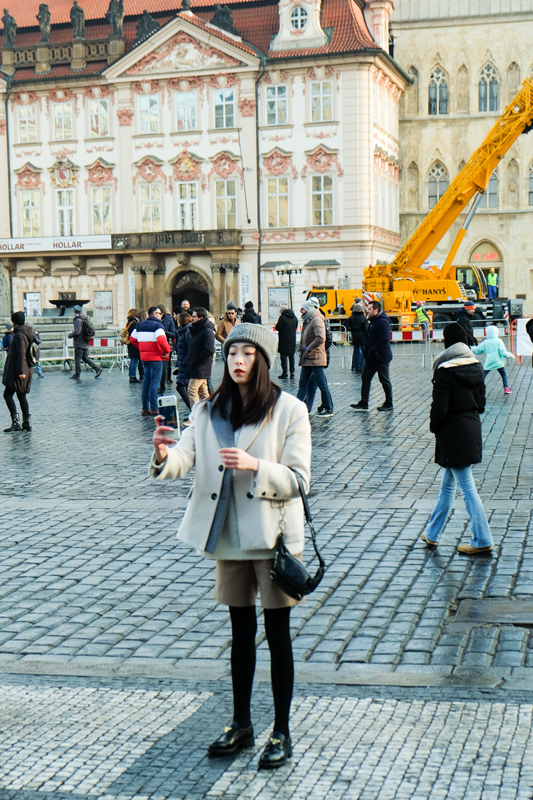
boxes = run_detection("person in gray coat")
[68,305,102,380]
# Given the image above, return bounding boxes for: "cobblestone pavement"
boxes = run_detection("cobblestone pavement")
[1,348,533,798]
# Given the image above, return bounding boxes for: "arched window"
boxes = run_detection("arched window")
[479,64,498,112]
[529,164,533,206]
[478,169,498,208]
[428,67,448,115]
[428,162,449,209]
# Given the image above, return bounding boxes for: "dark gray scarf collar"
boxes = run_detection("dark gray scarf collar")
[433,342,478,374]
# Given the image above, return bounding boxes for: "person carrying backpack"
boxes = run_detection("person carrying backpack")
[68,304,102,380]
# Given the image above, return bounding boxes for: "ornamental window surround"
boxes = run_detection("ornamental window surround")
[177,181,198,230]
[18,105,37,143]
[428,162,449,209]
[53,102,73,140]
[428,67,448,115]
[266,85,288,126]
[56,188,75,236]
[89,99,110,138]
[267,177,289,228]
[214,88,235,129]
[91,186,112,234]
[176,91,197,132]
[311,81,333,123]
[311,174,333,226]
[138,94,159,134]
[20,190,40,237]
[291,6,308,29]
[479,64,499,113]
[215,179,237,229]
[140,182,161,232]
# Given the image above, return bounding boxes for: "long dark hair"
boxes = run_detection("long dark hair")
[211,348,281,429]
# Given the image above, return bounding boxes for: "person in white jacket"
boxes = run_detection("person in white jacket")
[150,323,311,770]
[471,325,515,394]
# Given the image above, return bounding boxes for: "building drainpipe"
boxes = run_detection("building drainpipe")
[255,63,265,316]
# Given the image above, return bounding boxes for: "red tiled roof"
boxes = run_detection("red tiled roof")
[175,11,259,57]
[13,61,106,81]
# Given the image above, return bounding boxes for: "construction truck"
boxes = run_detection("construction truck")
[309,77,533,330]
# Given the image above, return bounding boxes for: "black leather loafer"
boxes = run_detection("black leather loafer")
[258,731,292,769]
[207,721,254,756]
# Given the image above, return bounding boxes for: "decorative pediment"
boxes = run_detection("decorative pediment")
[14,163,45,195]
[127,30,240,76]
[48,159,79,188]
[169,150,203,182]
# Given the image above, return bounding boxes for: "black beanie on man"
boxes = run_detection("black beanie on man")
[443,322,467,348]
[11,311,25,326]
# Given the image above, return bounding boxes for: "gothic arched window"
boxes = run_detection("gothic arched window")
[428,162,449,209]
[479,64,498,112]
[428,67,448,115]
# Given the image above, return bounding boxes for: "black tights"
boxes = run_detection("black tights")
[229,605,294,736]
[4,388,29,418]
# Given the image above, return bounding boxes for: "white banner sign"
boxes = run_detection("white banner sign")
[0,235,112,253]
[94,291,113,325]
[516,318,533,356]
[268,288,290,323]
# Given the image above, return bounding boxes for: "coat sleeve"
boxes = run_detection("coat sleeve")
[149,411,197,479]
[429,371,450,433]
[470,341,485,354]
[129,327,139,350]
[215,320,226,343]
[306,316,326,352]
[156,327,172,357]
[251,400,311,500]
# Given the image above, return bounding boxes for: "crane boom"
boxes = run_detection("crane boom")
[391,77,533,275]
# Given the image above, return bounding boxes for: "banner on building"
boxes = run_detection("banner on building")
[94,291,113,325]
[239,272,251,311]
[0,235,112,253]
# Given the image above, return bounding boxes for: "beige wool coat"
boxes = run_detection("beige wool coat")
[149,391,312,554]
[299,310,327,367]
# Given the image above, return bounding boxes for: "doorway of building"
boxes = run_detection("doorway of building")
[172,270,210,312]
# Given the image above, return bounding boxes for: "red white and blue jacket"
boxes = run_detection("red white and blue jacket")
[129,317,171,362]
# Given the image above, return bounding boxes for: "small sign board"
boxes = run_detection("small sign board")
[268,287,290,323]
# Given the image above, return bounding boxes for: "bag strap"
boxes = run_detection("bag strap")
[289,468,326,571]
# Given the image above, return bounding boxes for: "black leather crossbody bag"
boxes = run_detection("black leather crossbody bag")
[270,469,326,601]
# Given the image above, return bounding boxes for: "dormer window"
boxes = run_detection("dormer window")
[291,6,307,29]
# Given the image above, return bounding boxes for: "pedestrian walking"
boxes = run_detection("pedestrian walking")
[242,301,261,324]
[68,305,102,380]
[344,299,367,373]
[296,300,334,417]
[456,301,480,346]
[275,308,298,378]
[175,311,192,419]
[129,306,171,416]
[121,309,143,383]
[351,300,393,412]
[421,322,493,555]
[187,307,215,406]
[215,302,240,343]
[3,311,34,432]
[157,305,177,393]
[28,323,43,378]
[471,325,515,394]
[150,323,311,769]
[305,301,333,413]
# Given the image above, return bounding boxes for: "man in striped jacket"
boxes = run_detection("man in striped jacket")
[129,307,171,416]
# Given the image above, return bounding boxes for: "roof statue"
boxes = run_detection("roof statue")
[36,3,51,43]
[70,0,85,39]
[106,0,124,36]
[134,9,160,45]
[210,3,239,37]
[181,0,191,10]
[1,8,16,48]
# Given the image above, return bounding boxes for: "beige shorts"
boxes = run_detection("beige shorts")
[215,558,302,609]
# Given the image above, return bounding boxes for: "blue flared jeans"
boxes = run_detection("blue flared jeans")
[424,466,493,548]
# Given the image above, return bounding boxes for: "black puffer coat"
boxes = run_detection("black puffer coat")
[430,349,485,468]
[2,324,34,394]
[275,309,298,355]
[344,308,367,346]
[175,323,192,385]
[188,316,215,379]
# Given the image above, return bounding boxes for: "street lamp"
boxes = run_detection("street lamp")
[276,266,302,309]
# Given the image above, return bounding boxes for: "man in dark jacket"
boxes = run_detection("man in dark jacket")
[275,308,298,378]
[69,305,102,380]
[242,301,261,324]
[157,304,177,393]
[2,311,34,432]
[456,301,479,346]
[344,300,367,373]
[352,301,393,412]
[421,322,493,555]
[187,307,215,405]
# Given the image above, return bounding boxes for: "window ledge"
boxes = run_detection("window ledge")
[261,123,294,130]
[84,136,114,145]
[304,120,338,128]
[208,127,239,135]
[170,129,202,136]
[50,139,77,145]
[132,132,164,140]
[13,141,42,148]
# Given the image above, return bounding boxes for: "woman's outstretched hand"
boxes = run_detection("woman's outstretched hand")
[153,414,176,464]
[219,447,259,473]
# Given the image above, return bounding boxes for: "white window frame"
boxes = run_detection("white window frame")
[91,185,112,234]
[53,102,73,141]
[214,88,235,129]
[176,91,197,132]
[311,174,333,226]
[140,182,161,232]
[138,94,160,134]
[56,188,75,236]
[267,176,289,228]
[18,105,37,143]
[215,179,237,229]
[89,98,110,138]
[310,81,333,123]
[291,6,308,29]
[428,162,449,210]
[177,181,198,230]
[20,189,40,237]
[266,85,288,126]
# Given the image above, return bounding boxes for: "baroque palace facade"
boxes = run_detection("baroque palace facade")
[0,0,407,324]
[392,0,533,312]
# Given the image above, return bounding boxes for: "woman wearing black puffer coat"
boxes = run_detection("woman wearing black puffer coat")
[421,322,493,556]
[275,308,298,378]
[175,312,192,417]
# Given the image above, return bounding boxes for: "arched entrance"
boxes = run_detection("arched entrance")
[469,240,503,283]
[172,270,210,312]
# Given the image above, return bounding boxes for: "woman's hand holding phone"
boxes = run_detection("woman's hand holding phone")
[153,415,177,463]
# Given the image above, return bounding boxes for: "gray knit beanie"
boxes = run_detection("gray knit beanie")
[223,323,277,369]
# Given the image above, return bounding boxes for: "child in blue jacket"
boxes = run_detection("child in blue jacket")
[471,324,515,394]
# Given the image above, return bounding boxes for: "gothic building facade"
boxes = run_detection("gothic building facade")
[0,0,407,324]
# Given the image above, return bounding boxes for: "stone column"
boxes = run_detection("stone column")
[131,265,143,310]
[143,265,157,308]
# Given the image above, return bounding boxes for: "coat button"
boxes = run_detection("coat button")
[247,492,253,499]
[211,493,217,500]
[218,464,224,472]
[273,493,277,497]
[261,491,266,496]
